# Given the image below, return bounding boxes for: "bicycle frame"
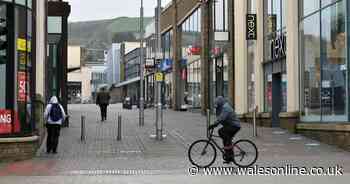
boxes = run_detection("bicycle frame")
[206,129,246,157]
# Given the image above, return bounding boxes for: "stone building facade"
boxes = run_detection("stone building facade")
[158,0,350,151]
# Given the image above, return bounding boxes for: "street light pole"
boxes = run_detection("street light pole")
[155,0,163,140]
[139,0,145,127]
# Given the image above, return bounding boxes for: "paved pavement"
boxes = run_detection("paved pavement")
[0,104,349,182]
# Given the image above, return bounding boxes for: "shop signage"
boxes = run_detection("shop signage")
[17,38,31,52]
[18,71,27,102]
[155,72,163,81]
[160,58,172,71]
[267,15,277,33]
[0,109,12,134]
[211,47,221,57]
[214,32,229,41]
[270,34,286,61]
[0,110,20,134]
[19,52,26,71]
[181,69,187,80]
[145,58,155,69]
[246,14,257,40]
[187,46,201,56]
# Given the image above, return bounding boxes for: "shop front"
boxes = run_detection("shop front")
[260,0,288,127]
[209,0,230,111]
[181,7,202,109]
[296,0,350,151]
[0,0,49,161]
[161,30,173,108]
[300,0,348,122]
[0,0,35,137]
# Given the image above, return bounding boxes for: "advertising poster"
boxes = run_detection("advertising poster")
[18,71,27,102]
[0,109,12,134]
[0,109,20,134]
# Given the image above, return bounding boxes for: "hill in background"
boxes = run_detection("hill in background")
[68,17,153,49]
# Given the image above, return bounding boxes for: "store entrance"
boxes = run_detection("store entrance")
[271,73,282,127]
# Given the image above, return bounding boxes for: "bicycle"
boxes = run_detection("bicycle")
[188,128,258,168]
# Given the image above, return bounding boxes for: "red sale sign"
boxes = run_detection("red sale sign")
[0,109,21,134]
[18,71,26,102]
[0,109,12,134]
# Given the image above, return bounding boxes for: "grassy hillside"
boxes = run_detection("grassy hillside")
[68,17,153,48]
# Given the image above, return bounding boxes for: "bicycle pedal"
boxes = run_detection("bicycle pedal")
[223,161,232,164]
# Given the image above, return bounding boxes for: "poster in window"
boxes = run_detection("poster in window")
[267,15,276,33]
[19,52,26,71]
[0,109,12,134]
[0,109,20,134]
[18,71,26,102]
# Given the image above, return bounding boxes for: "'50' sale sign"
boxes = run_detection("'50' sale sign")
[18,71,27,102]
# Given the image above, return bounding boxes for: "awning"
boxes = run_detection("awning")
[116,77,140,88]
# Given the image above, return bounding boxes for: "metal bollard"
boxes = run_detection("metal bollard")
[81,115,86,142]
[206,109,210,138]
[253,106,258,137]
[117,114,122,141]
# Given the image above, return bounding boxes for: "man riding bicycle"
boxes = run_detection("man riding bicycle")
[209,96,241,163]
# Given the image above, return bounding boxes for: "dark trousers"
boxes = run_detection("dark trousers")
[218,126,240,147]
[99,104,108,120]
[46,124,61,153]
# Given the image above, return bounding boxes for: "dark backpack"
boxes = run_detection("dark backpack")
[49,104,63,121]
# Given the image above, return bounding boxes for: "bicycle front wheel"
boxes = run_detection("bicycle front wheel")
[232,139,258,168]
[188,140,217,168]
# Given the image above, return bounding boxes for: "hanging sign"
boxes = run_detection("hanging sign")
[155,72,163,81]
[160,58,172,71]
[246,14,257,40]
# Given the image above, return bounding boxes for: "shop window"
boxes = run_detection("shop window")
[320,1,347,121]
[302,0,319,17]
[213,0,228,32]
[0,4,7,109]
[321,0,338,8]
[300,0,348,122]
[15,0,26,6]
[264,73,273,112]
[48,16,62,34]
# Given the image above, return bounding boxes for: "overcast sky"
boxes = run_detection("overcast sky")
[66,0,169,22]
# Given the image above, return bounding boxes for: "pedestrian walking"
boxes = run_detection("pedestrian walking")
[44,96,67,154]
[96,87,111,121]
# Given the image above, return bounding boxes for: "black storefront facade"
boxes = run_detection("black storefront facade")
[0,0,47,161]
[47,0,70,126]
[264,33,287,127]
[0,0,36,138]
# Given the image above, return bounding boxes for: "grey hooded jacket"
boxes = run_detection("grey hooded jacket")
[214,96,241,128]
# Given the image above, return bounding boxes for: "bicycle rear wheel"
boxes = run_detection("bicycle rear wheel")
[188,140,217,168]
[232,139,258,168]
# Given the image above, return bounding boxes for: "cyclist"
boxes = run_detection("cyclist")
[209,96,241,163]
